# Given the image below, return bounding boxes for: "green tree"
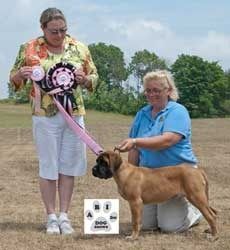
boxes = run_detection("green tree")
[88,43,128,89]
[83,81,144,115]
[129,50,168,93]
[171,54,227,117]
[220,70,230,115]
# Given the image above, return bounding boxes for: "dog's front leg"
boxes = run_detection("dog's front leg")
[126,199,143,240]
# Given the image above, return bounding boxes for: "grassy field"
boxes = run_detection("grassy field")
[0,103,229,250]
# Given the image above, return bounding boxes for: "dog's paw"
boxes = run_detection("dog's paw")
[211,235,219,242]
[203,228,212,234]
[125,232,139,241]
[125,235,138,241]
[202,228,218,241]
[205,233,219,242]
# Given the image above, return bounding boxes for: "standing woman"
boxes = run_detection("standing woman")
[118,70,202,233]
[10,8,98,234]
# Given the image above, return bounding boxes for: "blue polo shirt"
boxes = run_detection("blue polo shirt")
[129,101,197,168]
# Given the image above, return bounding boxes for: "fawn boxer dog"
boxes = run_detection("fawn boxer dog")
[92,150,218,240]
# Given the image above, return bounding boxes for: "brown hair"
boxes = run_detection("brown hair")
[40,8,66,28]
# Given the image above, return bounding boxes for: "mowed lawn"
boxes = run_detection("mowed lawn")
[0,103,229,250]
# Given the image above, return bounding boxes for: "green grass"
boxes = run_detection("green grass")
[0,103,32,128]
[0,103,133,128]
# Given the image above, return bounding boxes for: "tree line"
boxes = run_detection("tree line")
[8,42,230,118]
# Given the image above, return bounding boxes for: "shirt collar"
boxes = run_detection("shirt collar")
[37,35,77,46]
[142,101,176,120]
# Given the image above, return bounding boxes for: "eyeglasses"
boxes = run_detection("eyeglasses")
[144,87,167,95]
[46,27,67,35]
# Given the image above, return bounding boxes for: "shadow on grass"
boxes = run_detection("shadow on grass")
[0,222,132,236]
[74,222,131,240]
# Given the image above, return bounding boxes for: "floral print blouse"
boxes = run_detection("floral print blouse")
[10,35,98,116]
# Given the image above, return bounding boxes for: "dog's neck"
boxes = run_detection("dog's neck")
[113,160,131,182]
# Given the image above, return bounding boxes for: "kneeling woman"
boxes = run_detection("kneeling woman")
[118,70,202,232]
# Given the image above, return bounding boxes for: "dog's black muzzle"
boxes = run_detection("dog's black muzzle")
[92,164,113,179]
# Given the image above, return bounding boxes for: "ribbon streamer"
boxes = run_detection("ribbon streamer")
[32,63,104,155]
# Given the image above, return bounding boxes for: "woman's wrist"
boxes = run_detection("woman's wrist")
[84,78,90,88]
[15,70,25,81]
[83,77,93,91]
[10,71,24,89]
[132,138,137,149]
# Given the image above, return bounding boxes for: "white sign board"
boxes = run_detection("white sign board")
[84,199,119,234]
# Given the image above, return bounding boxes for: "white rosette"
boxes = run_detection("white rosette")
[31,65,45,81]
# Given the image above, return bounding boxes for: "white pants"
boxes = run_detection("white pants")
[32,112,87,180]
[142,195,203,232]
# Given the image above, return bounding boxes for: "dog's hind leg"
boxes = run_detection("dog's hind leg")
[187,194,218,239]
[185,171,218,239]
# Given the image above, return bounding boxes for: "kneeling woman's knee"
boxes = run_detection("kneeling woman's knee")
[159,220,189,233]
[157,196,190,233]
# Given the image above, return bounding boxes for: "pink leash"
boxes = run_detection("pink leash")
[53,97,104,155]
[31,63,104,155]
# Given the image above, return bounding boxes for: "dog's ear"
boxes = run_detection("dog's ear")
[107,151,122,173]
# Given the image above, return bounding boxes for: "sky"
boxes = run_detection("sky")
[1,0,230,99]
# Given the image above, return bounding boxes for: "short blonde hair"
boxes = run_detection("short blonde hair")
[143,70,179,101]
